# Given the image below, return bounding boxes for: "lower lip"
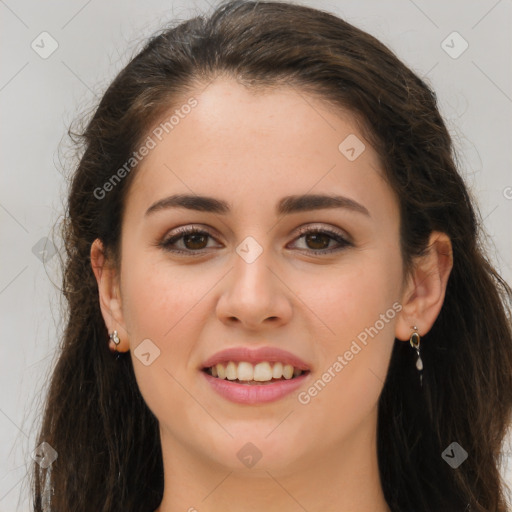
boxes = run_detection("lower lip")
[201,370,309,404]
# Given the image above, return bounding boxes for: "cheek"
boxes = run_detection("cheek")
[120,254,198,340]
[298,250,401,423]
[309,251,402,348]
[118,254,205,418]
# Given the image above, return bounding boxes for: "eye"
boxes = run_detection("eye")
[158,224,352,255]
[159,226,219,255]
[289,224,352,254]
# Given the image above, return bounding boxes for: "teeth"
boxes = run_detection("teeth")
[272,362,283,379]
[225,361,237,380]
[237,361,254,381]
[216,363,226,379]
[282,364,294,380]
[208,361,304,382]
[253,362,272,381]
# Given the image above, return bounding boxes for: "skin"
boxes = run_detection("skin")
[91,77,453,512]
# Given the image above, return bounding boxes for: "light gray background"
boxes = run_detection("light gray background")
[1,0,511,510]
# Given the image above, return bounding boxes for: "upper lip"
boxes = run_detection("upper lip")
[201,346,311,371]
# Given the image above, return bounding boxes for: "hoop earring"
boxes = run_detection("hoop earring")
[409,326,423,387]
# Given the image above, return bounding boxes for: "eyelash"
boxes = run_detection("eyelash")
[158,224,352,256]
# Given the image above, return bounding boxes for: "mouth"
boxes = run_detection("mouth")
[200,346,312,403]
[202,361,310,385]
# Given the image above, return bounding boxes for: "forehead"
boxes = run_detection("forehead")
[124,78,396,221]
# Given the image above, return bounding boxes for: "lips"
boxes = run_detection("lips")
[201,346,311,372]
[200,346,312,404]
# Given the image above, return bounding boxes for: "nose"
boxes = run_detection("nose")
[216,243,293,332]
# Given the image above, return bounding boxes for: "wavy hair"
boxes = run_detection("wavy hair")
[32,1,512,511]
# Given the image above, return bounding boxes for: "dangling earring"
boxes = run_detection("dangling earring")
[409,326,423,387]
[109,330,121,359]
[40,464,53,512]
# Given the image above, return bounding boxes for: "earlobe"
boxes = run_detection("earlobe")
[90,239,129,352]
[395,231,453,341]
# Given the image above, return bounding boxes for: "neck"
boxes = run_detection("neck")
[154,408,390,512]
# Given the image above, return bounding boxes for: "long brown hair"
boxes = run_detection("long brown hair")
[32,1,512,510]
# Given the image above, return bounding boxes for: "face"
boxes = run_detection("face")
[111,78,406,474]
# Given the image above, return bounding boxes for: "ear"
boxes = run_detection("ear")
[395,231,453,341]
[90,238,129,352]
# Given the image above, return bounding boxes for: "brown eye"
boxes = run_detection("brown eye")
[180,232,209,250]
[290,226,352,254]
[303,232,332,250]
[160,227,218,254]
[158,225,352,256]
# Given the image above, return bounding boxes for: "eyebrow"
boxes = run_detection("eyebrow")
[145,193,370,218]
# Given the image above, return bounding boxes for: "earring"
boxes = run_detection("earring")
[109,331,121,352]
[409,326,423,387]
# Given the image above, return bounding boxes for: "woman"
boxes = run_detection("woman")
[32,1,512,511]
